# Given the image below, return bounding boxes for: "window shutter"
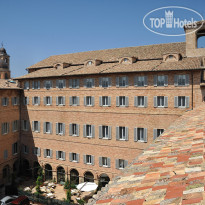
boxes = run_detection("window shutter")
[144,76,148,86]
[153,129,157,140]
[69,153,72,162]
[56,97,58,105]
[154,96,157,108]
[38,122,40,133]
[108,77,111,87]
[77,153,80,162]
[116,126,119,140]
[91,97,95,106]
[50,150,53,158]
[154,76,157,86]
[125,76,129,87]
[56,80,59,88]
[63,152,66,160]
[76,79,80,88]
[99,78,102,87]
[125,127,129,141]
[38,96,40,105]
[107,158,111,167]
[83,125,86,137]
[164,75,168,87]
[108,96,111,106]
[144,96,148,108]
[56,123,59,134]
[99,126,102,139]
[134,76,138,86]
[38,81,40,89]
[50,97,52,105]
[77,124,79,136]
[144,128,148,142]
[92,125,95,138]
[77,97,80,106]
[44,149,46,158]
[125,97,129,107]
[99,97,102,107]
[50,122,52,134]
[174,96,178,108]
[69,79,72,88]
[44,97,46,105]
[63,123,65,136]
[63,80,66,88]
[124,160,128,168]
[116,77,119,87]
[32,121,34,132]
[84,97,86,106]
[92,79,95,87]
[32,97,34,105]
[56,151,59,159]
[69,97,72,106]
[186,96,190,108]
[83,155,86,164]
[115,159,119,169]
[69,124,72,136]
[91,155,94,165]
[27,97,29,105]
[164,96,168,108]
[50,81,53,88]
[32,81,34,89]
[63,97,65,105]
[38,148,41,157]
[99,157,102,167]
[134,128,138,142]
[108,126,112,139]
[185,75,189,86]
[134,97,138,107]
[43,122,46,134]
[174,75,178,86]
[116,96,119,107]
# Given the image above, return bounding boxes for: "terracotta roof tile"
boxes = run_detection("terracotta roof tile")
[0,79,20,89]
[88,105,205,205]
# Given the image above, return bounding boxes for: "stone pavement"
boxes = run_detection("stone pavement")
[88,105,205,205]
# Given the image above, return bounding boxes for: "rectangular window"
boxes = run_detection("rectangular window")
[46,149,51,157]
[56,96,65,106]
[85,96,94,106]
[2,122,9,135]
[119,127,126,140]
[178,96,186,107]
[83,125,95,138]
[24,81,29,90]
[72,124,77,135]
[85,78,94,88]
[44,80,52,89]
[69,152,79,162]
[102,126,109,139]
[86,125,92,137]
[102,96,108,106]
[119,96,126,106]
[44,96,52,106]
[153,128,164,140]
[12,142,18,155]
[72,153,77,162]
[99,125,111,139]
[100,77,111,88]
[57,79,65,89]
[23,145,29,154]
[117,76,128,87]
[12,120,18,132]
[2,97,8,106]
[56,151,65,160]
[102,157,108,167]
[86,155,92,164]
[45,122,51,133]
[116,159,128,169]
[138,96,145,107]
[174,96,189,108]
[24,97,29,105]
[12,97,18,105]
[33,81,40,89]
[22,120,28,131]
[33,97,40,105]
[175,75,189,86]
[134,128,148,142]
[157,76,165,86]
[33,121,40,132]
[69,123,79,136]
[4,150,8,160]
[58,123,63,135]
[72,79,79,88]
[33,147,39,155]
[136,76,146,86]
[157,96,164,107]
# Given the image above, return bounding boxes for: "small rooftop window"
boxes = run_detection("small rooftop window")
[123,58,128,62]
[169,55,174,59]
[87,61,93,66]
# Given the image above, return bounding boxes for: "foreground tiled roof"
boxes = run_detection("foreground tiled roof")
[89,105,205,205]
[0,79,20,89]
[27,42,186,69]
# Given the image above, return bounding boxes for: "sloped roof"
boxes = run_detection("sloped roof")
[27,42,186,69]
[0,79,20,89]
[89,105,205,205]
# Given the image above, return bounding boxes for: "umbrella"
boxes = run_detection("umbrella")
[77,182,98,192]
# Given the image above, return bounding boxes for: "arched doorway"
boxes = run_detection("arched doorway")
[45,164,53,181]
[98,174,110,190]
[70,169,79,185]
[2,165,10,182]
[84,171,94,182]
[57,166,65,183]
[33,162,40,179]
[22,159,30,176]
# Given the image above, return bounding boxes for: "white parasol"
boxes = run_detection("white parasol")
[76,182,98,192]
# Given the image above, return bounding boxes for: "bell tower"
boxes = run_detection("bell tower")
[0,44,10,79]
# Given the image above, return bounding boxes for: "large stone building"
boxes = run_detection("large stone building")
[1,21,205,186]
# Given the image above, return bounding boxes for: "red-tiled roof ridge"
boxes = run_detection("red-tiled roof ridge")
[88,105,205,205]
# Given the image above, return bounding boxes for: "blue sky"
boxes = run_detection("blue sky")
[0,0,204,77]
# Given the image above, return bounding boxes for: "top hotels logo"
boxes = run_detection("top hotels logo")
[143,6,204,36]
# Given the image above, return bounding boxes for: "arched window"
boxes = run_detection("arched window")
[197,29,205,48]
